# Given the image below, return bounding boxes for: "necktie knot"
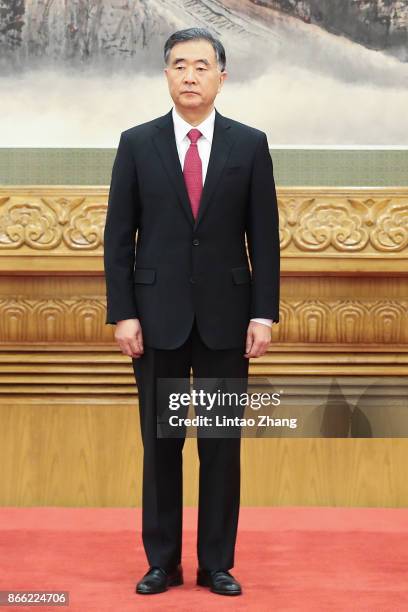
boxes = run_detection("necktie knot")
[187,128,202,145]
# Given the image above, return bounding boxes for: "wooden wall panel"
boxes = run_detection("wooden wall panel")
[1,401,408,507]
[0,186,407,506]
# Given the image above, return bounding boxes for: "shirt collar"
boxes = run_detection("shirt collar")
[172,105,215,145]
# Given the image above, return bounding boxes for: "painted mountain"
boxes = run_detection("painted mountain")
[254,0,408,62]
[0,0,407,146]
[1,0,407,73]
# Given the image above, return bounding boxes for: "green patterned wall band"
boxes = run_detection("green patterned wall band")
[0,148,406,186]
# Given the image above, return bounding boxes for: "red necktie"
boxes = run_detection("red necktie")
[183,128,203,219]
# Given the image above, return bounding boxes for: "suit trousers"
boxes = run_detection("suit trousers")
[132,316,249,572]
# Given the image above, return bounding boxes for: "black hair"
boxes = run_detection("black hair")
[164,27,226,71]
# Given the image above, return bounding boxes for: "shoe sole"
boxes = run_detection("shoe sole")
[196,576,241,596]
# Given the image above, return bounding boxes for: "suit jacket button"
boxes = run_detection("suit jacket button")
[192,238,200,246]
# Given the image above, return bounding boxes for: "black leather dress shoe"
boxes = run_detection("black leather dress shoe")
[135,564,183,594]
[197,568,242,595]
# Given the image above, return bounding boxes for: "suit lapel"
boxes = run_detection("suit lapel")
[151,107,234,229]
[152,109,195,226]
[194,109,233,230]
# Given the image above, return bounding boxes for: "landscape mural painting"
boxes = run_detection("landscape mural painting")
[0,0,407,147]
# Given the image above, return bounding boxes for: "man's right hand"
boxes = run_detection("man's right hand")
[114,318,144,358]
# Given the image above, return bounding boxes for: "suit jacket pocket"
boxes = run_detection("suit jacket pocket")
[134,267,156,284]
[231,266,251,285]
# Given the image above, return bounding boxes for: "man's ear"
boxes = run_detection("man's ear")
[218,71,227,92]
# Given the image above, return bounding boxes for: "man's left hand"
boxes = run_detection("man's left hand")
[244,320,272,358]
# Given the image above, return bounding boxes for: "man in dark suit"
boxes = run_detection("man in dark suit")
[103,27,280,596]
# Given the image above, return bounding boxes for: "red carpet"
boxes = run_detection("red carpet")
[1,507,408,611]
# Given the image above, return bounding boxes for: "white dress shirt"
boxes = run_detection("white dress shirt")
[172,105,272,328]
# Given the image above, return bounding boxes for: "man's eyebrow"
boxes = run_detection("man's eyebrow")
[173,57,210,66]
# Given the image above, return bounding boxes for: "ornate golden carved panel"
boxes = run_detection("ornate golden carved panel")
[0,187,407,272]
[0,295,407,346]
[280,192,408,254]
[0,190,106,251]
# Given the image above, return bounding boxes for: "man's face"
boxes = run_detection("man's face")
[164,39,227,111]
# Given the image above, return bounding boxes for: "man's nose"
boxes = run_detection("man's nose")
[183,68,196,83]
